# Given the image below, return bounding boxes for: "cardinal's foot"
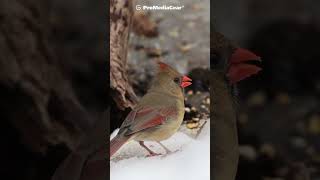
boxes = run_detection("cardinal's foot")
[139,141,161,157]
[157,141,174,154]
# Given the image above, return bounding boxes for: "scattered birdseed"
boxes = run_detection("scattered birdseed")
[186,121,200,129]
[192,117,200,121]
[191,107,197,112]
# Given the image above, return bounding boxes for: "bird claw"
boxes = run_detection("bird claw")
[146,149,180,158]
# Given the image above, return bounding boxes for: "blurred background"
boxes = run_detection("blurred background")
[214,0,320,179]
[0,0,106,179]
[127,0,210,94]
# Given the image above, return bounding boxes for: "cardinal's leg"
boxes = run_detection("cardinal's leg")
[139,141,161,156]
[156,141,171,154]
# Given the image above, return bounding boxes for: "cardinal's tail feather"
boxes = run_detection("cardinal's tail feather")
[110,135,130,157]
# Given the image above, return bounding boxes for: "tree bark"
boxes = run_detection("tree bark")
[110,0,138,110]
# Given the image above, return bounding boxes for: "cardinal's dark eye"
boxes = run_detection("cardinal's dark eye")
[173,77,180,84]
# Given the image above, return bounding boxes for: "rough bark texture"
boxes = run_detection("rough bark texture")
[132,11,158,37]
[110,0,138,110]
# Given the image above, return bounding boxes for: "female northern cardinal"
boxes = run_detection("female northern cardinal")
[211,31,261,180]
[110,62,192,157]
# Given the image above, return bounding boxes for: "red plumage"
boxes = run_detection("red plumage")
[110,62,189,158]
[110,135,131,157]
[110,106,176,157]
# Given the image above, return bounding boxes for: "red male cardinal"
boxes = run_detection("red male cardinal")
[110,62,192,157]
[211,31,261,180]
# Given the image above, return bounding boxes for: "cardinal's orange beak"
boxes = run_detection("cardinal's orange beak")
[227,48,262,84]
[181,75,192,88]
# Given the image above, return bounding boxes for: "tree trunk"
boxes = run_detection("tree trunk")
[110,0,138,110]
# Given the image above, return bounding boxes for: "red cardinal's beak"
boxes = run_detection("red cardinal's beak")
[181,76,192,88]
[227,48,262,84]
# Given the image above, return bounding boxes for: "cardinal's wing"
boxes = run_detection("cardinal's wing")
[119,106,177,135]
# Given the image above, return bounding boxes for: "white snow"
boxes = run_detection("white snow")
[110,121,210,180]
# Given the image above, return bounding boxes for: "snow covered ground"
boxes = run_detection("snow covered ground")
[110,121,210,180]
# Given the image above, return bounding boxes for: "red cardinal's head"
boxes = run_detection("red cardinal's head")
[226,48,262,84]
